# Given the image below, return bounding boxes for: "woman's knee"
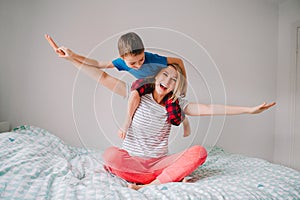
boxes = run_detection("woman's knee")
[188,145,207,162]
[103,146,128,164]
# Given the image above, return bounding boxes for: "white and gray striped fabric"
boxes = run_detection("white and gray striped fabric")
[122,93,188,158]
[1,125,300,200]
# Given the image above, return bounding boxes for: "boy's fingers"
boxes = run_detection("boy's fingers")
[56,48,64,54]
[44,34,59,50]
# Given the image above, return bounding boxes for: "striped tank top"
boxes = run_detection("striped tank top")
[122,93,188,158]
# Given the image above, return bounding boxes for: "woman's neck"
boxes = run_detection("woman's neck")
[152,91,165,105]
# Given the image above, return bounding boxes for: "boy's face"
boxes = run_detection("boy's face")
[122,52,145,69]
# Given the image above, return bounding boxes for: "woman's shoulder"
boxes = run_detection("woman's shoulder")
[178,96,189,110]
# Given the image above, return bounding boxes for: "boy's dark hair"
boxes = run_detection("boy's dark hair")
[118,32,145,57]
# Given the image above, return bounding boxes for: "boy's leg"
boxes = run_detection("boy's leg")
[154,145,207,183]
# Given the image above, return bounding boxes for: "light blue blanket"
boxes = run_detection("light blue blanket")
[0,125,299,199]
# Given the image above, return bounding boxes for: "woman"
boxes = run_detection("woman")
[102,64,275,190]
[46,36,275,190]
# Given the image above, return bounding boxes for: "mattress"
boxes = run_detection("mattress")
[0,125,299,199]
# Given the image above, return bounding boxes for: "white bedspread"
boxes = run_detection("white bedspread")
[0,125,299,199]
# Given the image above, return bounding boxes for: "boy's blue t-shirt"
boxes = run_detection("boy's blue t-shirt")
[112,52,168,79]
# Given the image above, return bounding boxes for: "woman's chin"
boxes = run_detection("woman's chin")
[153,89,164,97]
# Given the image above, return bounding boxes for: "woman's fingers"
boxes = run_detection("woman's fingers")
[118,130,126,139]
[256,102,276,113]
[262,102,276,109]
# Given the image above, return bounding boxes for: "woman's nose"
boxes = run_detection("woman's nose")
[165,78,172,87]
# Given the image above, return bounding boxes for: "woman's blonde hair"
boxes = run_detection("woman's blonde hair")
[167,63,187,101]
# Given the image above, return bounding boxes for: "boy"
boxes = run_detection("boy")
[45,32,191,137]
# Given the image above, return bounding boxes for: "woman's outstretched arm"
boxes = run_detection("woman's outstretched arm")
[184,102,276,116]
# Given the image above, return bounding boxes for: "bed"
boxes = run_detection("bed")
[1,125,299,199]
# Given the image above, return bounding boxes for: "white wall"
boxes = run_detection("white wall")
[274,0,300,170]
[0,0,277,161]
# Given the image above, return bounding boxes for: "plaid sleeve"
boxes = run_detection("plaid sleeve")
[165,98,185,126]
[131,78,155,96]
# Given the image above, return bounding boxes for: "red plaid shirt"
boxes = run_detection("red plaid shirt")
[131,78,185,126]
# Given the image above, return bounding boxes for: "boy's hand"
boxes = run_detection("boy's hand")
[45,34,74,60]
[56,47,74,59]
[45,34,65,56]
[118,129,126,140]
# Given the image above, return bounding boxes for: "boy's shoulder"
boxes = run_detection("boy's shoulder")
[144,51,167,63]
[144,51,165,58]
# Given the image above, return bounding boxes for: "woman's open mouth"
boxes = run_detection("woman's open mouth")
[160,83,167,91]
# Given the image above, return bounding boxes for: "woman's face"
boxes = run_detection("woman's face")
[155,66,178,97]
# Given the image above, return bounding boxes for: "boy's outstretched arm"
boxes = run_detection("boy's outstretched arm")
[184,102,276,116]
[118,90,140,139]
[45,34,114,69]
[45,34,127,97]
[71,51,114,69]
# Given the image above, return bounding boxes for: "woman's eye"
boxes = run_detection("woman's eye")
[163,72,168,76]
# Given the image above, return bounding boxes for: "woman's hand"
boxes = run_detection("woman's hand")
[118,129,126,140]
[248,102,276,114]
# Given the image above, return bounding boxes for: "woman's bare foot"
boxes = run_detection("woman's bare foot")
[128,179,161,190]
[181,177,195,183]
[128,183,145,190]
[182,178,188,182]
